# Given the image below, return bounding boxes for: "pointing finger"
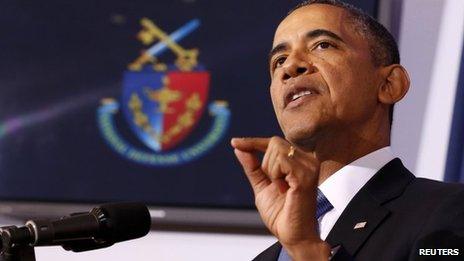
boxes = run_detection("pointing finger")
[231,137,270,153]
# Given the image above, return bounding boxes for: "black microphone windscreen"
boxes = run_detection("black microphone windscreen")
[96,202,151,242]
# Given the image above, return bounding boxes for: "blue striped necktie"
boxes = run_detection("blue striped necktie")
[277,189,334,261]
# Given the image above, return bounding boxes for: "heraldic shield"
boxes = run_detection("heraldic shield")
[97,18,230,166]
[121,68,209,152]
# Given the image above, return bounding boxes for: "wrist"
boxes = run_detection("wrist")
[284,239,331,261]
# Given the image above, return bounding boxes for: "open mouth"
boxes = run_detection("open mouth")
[284,87,319,108]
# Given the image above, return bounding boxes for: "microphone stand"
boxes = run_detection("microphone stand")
[0,226,36,261]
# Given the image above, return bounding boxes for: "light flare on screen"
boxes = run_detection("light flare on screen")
[0,89,116,139]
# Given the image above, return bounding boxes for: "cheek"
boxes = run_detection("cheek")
[269,83,289,132]
[320,60,378,118]
[269,83,281,115]
[334,79,378,120]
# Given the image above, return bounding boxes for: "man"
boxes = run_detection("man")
[231,0,464,260]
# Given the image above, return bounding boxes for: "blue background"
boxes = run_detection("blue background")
[0,0,378,208]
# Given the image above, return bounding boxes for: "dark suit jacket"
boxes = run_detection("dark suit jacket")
[253,158,464,261]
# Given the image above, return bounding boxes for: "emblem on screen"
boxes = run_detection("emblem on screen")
[97,18,230,166]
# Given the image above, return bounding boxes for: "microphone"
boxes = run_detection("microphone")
[2,202,151,252]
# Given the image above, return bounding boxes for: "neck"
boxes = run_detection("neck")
[296,121,391,185]
[316,140,389,185]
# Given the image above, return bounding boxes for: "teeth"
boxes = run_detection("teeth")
[291,90,313,101]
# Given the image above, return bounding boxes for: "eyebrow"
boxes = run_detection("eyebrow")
[268,29,345,62]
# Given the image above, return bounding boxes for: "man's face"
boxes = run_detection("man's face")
[269,4,383,146]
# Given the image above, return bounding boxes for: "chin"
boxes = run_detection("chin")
[284,123,319,147]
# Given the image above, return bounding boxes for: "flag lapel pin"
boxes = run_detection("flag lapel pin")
[353,221,367,230]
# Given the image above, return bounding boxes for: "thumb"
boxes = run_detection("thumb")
[234,149,270,195]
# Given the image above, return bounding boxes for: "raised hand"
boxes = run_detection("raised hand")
[231,136,330,260]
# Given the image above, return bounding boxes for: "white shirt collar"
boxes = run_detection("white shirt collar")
[318,146,395,215]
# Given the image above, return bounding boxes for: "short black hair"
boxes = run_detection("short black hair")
[289,0,399,126]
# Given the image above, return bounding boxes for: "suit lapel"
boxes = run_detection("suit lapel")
[326,158,414,255]
[325,190,390,254]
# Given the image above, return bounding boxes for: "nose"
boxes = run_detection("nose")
[281,52,315,81]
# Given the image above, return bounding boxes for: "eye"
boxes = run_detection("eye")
[273,56,287,69]
[315,41,334,50]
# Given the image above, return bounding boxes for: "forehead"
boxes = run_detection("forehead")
[273,4,359,46]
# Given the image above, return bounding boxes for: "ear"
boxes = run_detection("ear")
[378,65,410,105]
